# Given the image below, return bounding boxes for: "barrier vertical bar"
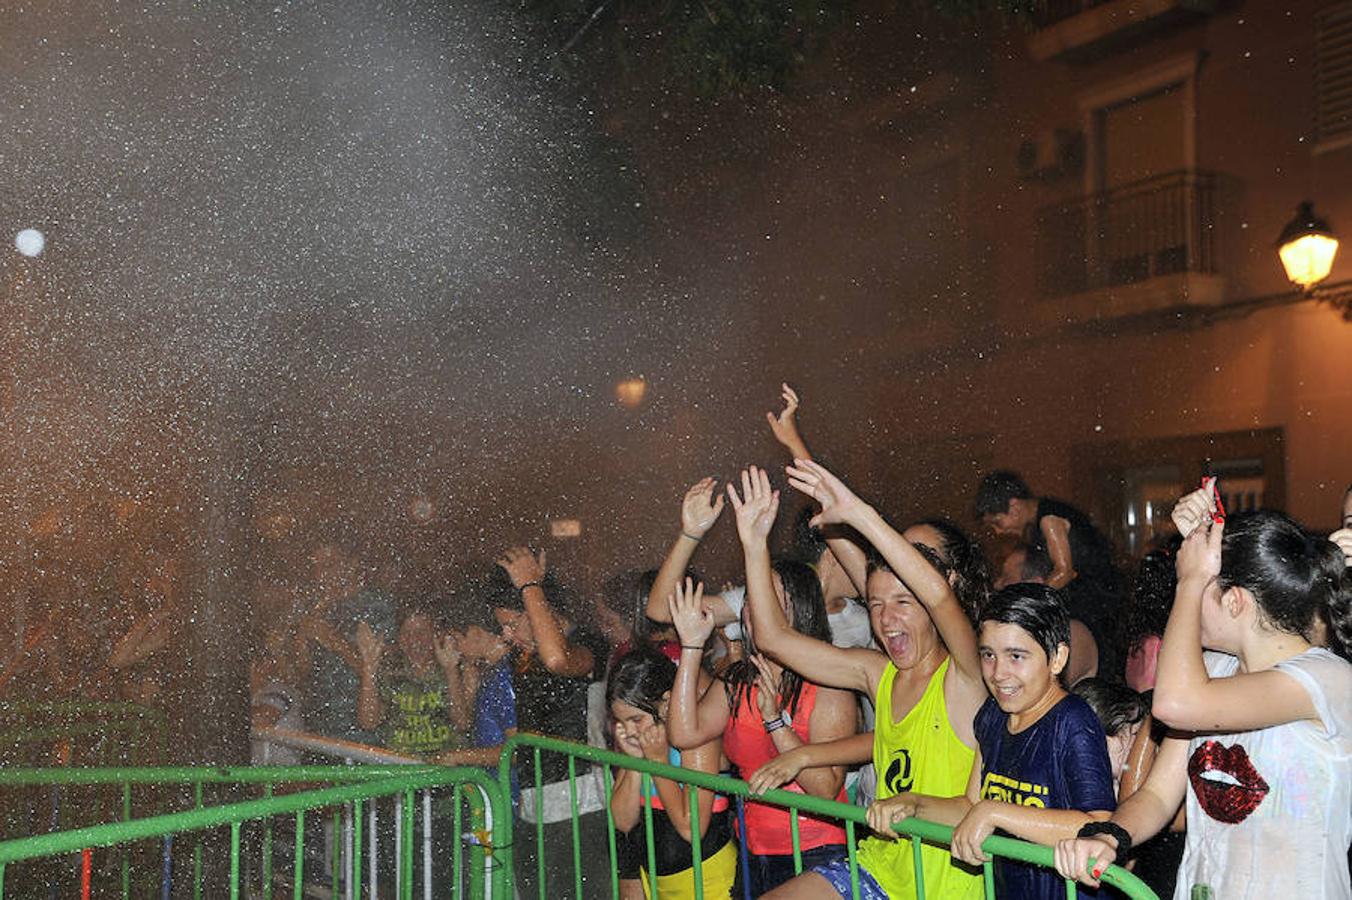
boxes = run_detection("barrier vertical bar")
[1065,877,1078,900]
[533,747,545,900]
[845,820,860,900]
[453,787,463,900]
[351,799,363,900]
[161,836,173,900]
[342,802,353,900]
[369,803,378,900]
[790,808,802,875]
[402,789,416,900]
[121,782,131,899]
[230,821,241,900]
[331,807,340,900]
[982,859,995,900]
[80,848,92,900]
[688,784,703,900]
[395,793,403,895]
[193,782,203,900]
[912,835,926,900]
[262,784,274,900]
[602,764,619,900]
[641,774,657,900]
[422,790,432,900]
[293,811,306,900]
[568,756,582,900]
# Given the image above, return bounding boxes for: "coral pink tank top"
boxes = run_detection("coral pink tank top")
[722,681,848,855]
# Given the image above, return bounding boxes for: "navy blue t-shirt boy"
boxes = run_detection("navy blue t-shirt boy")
[974,694,1116,900]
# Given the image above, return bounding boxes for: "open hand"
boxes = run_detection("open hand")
[865,794,916,840]
[726,466,780,546]
[784,459,866,528]
[498,547,546,589]
[667,577,715,649]
[354,621,386,671]
[765,383,802,448]
[1054,836,1117,888]
[747,746,809,795]
[681,477,726,539]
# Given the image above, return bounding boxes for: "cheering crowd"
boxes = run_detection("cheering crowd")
[246,384,1349,900]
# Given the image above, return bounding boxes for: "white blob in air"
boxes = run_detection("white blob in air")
[15,228,45,257]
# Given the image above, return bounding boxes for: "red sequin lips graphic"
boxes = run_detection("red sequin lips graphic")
[1188,740,1270,824]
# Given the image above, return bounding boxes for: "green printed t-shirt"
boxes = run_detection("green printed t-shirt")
[380,669,458,757]
[856,657,982,900]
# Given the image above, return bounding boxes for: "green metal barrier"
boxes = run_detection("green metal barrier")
[0,765,508,900]
[499,733,1160,900]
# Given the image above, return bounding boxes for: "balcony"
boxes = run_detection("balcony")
[1033,169,1229,324]
[1028,0,1218,63]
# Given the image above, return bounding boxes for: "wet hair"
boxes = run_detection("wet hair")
[1121,544,1178,656]
[1218,511,1352,660]
[606,645,676,723]
[723,559,830,720]
[915,519,993,619]
[631,569,680,645]
[1072,678,1148,738]
[979,583,1071,663]
[790,506,829,565]
[974,470,1034,517]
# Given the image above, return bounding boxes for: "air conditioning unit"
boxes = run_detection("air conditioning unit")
[1016,128,1085,180]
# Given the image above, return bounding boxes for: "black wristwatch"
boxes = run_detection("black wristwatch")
[1076,821,1132,860]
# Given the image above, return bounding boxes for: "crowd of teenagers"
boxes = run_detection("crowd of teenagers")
[241,388,1352,899]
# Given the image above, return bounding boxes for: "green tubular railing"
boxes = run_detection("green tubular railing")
[499,733,1160,900]
[0,765,507,900]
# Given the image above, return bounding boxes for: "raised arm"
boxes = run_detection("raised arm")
[763,385,869,595]
[433,634,473,735]
[666,578,732,749]
[732,466,880,697]
[354,621,386,732]
[786,459,984,697]
[646,479,738,626]
[1152,487,1318,732]
[765,382,812,462]
[499,547,594,678]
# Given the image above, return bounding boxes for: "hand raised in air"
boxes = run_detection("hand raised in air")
[726,466,780,546]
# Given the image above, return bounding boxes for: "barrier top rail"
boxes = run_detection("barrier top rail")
[499,732,1158,900]
[0,765,504,865]
[0,764,439,787]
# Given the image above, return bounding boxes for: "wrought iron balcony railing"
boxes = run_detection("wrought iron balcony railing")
[1035,169,1220,299]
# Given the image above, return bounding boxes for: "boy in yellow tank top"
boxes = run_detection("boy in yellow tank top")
[723,463,989,900]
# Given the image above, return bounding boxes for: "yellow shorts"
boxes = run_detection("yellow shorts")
[640,839,738,900]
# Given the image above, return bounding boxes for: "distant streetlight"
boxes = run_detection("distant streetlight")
[1277,201,1338,291]
[615,377,646,409]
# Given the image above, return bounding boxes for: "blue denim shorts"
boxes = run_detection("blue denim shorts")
[809,858,889,900]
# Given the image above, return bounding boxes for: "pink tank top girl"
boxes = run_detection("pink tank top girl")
[721,681,848,855]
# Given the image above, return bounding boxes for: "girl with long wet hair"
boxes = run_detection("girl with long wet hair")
[666,555,857,896]
[1056,483,1352,900]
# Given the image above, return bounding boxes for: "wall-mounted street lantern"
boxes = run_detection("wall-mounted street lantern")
[1277,201,1351,320]
[1277,201,1339,291]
